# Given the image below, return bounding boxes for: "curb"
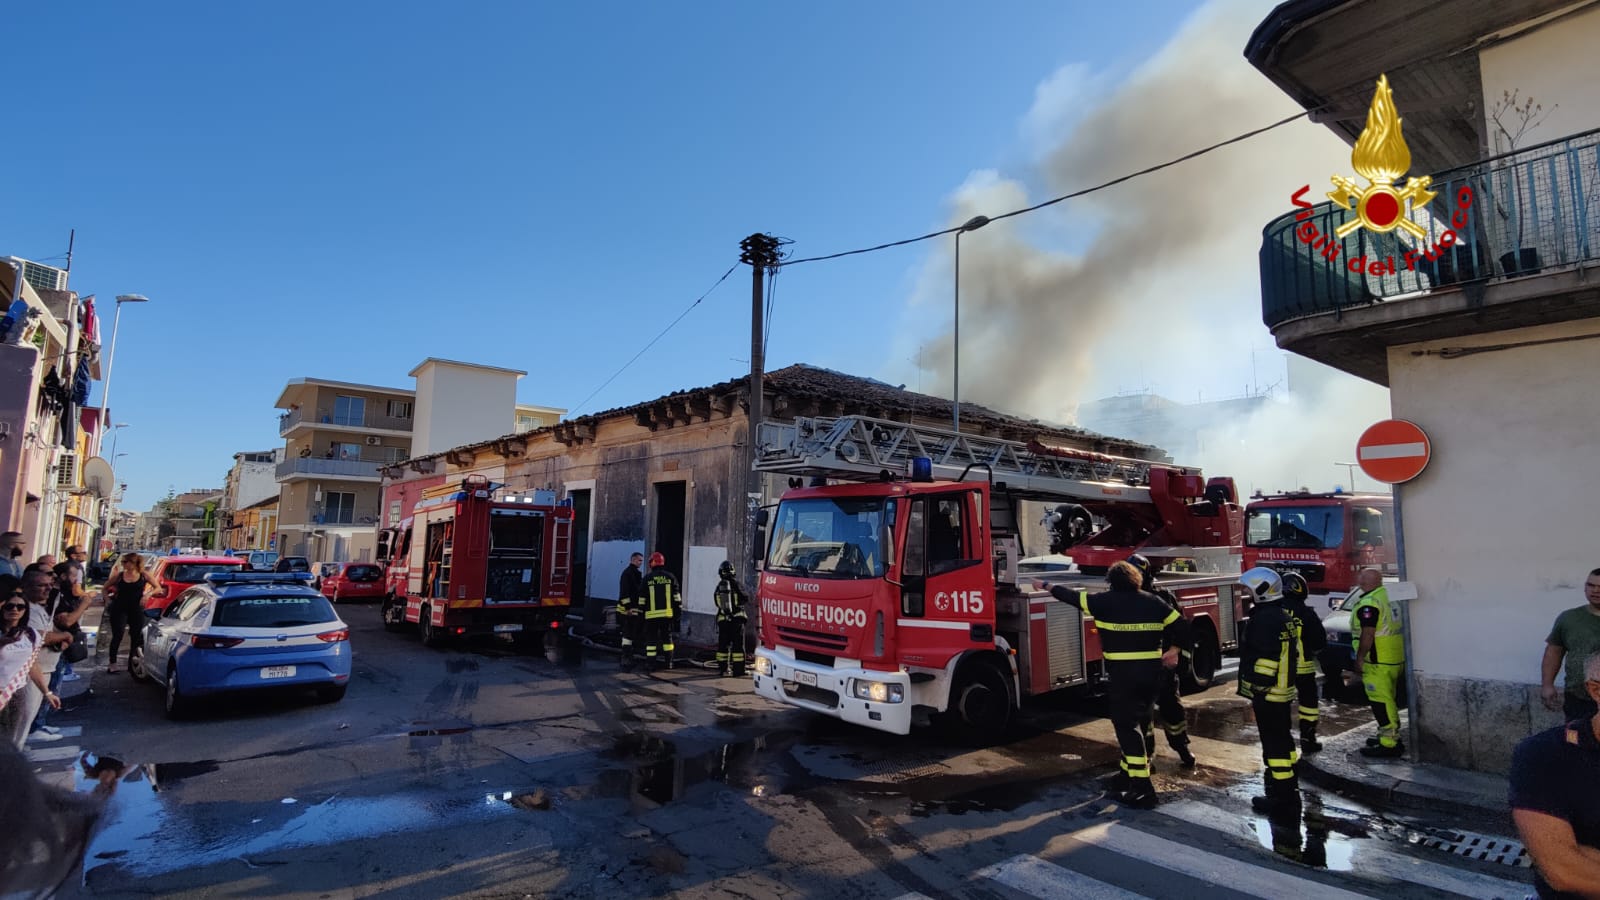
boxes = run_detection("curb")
[1299,721,1511,825]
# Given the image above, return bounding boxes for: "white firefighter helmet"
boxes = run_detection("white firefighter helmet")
[1238,566,1284,604]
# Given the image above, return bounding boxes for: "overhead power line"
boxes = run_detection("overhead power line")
[566,262,740,417]
[780,109,1312,267]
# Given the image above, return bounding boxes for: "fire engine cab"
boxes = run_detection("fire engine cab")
[376,475,574,647]
[1243,490,1396,608]
[749,416,1245,737]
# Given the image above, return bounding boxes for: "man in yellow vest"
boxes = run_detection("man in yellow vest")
[1351,568,1406,758]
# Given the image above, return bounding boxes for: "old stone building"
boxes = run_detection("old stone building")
[381,364,1158,647]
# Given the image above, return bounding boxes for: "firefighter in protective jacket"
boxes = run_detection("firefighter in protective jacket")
[1048,561,1184,809]
[1281,571,1327,754]
[713,560,749,677]
[642,552,682,669]
[1127,554,1197,768]
[1237,566,1301,815]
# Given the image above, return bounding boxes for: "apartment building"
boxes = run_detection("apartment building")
[219,448,282,550]
[274,378,415,562]
[273,360,565,562]
[1248,0,1600,771]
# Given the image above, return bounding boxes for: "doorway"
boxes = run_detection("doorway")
[652,481,686,576]
[568,488,592,613]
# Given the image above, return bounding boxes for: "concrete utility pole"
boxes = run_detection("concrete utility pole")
[739,234,782,585]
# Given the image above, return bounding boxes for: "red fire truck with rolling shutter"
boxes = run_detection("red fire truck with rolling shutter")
[377,475,574,648]
[749,416,1244,736]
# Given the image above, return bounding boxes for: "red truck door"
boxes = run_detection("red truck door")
[897,488,993,667]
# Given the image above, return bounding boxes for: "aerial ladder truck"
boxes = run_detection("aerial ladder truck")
[748,415,1244,736]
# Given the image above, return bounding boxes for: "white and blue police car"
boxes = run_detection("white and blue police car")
[131,572,352,718]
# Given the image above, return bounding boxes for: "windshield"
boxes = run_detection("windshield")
[166,563,245,582]
[345,565,382,581]
[1246,505,1345,550]
[214,594,338,628]
[766,497,895,579]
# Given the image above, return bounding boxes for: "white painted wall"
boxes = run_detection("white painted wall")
[410,361,521,458]
[1387,317,1600,685]
[233,453,281,509]
[590,539,646,602]
[1480,5,1600,152]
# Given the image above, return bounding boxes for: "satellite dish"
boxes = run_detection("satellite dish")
[82,456,114,499]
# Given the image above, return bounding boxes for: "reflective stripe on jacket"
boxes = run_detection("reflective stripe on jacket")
[1049,586,1182,667]
[713,577,747,622]
[1349,585,1404,665]
[1238,602,1298,703]
[644,573,678,620]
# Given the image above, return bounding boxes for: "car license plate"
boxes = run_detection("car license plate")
[260,665,296,679]
[493,624,523,633]
[794,670,818,687]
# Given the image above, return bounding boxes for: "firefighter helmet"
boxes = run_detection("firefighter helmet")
[718,561,736,579]
[1238,566,1284,603]
[1125,553,1154,586]
[648,552,666,568]
[1280,570,1309,602]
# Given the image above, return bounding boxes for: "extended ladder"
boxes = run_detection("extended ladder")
[755,416,1180,504]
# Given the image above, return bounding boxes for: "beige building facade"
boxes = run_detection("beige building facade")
[1249,0,1600,771]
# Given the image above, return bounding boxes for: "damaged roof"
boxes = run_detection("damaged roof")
[403,363,1163,467]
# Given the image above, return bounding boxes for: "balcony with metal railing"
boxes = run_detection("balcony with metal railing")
[275,457,385,482]
[278,407,413,437]
[1259,128,1600,383]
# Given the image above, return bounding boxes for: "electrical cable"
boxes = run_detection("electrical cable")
[566,262,740,417]
[781,109,1312,267]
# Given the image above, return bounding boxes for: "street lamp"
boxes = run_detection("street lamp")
[1335,462,1360,492]
[107,423,129,460]
[952,215,990,434]
[97,294,149,455]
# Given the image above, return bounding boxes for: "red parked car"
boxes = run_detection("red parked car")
[145,556,249,610]
[320,562,386,604]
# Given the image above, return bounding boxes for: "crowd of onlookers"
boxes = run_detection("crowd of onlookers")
[0,530,96,749]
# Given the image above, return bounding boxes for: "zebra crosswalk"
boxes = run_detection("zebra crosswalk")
[26,724,86,790]
[893,793,1532,900]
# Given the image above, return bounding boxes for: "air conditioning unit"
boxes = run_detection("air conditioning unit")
[55,452,78,487]
[365,436,382,446]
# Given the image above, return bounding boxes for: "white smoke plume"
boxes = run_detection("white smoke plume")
[895,0,1392,494]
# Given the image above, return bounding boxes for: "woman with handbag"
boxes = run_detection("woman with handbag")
[1,575,62,749]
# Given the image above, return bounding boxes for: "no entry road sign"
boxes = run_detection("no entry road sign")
[1356,419,1431,484]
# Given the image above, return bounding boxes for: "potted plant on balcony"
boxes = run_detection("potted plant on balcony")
[1488,90,1556,277]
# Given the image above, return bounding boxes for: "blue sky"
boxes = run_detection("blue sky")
[3,1,1327,511]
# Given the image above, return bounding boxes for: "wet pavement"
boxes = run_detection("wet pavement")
[33,608,1532,899]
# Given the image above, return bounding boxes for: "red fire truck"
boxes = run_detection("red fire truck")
[1243,490,1396,609]
[749,416,1245,736]
[376,476,574,647]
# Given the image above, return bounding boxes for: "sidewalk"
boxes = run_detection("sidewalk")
[1300,716,1511,825]
[24,599,105,790]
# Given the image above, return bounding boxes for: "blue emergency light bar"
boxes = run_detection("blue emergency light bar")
[910,457,934,482]
[203,572,317,585]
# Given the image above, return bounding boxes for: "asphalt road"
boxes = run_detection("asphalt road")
[37,606,1531,900]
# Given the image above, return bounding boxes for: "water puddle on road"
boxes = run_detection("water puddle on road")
[594,731,797,807]
[81,759,534,878]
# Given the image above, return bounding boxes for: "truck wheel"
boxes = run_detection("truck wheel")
[420,606,447,648]
[944,662,1014,741]
[1181,624,1219,694]
[381,596,406,633]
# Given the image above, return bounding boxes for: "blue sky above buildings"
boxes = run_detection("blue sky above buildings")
[2,1,1384,510]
